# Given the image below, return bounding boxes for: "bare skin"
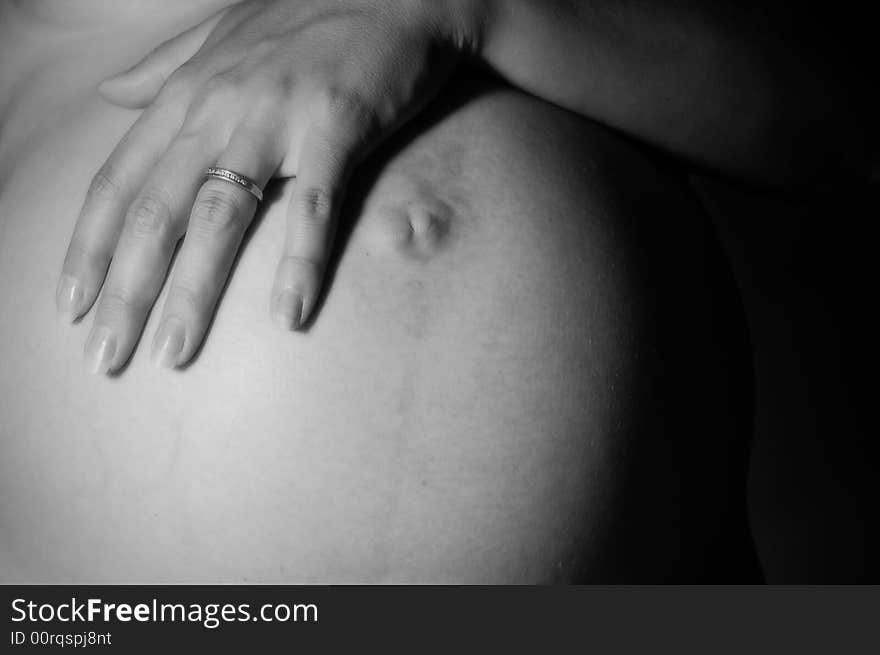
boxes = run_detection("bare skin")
[52,0,871,376]
[0,0,757,582]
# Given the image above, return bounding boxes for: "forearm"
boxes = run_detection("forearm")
[463,0,874,186]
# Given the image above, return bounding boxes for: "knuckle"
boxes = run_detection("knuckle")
[296,186,335,226]
[317,85,375,134]
[99,288,146,320]
[87,165,125,202]
[203,70,244,101]
[190,188,243,235]
[185,71,243,129]
[125,187,177,238]
[244,81,287,125]
[168,279,205,315]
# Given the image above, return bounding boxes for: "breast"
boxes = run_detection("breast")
[0,14,753,583]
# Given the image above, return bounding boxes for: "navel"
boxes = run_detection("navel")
[366,192,454,261]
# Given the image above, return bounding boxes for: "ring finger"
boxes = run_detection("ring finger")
[151,120,282,369]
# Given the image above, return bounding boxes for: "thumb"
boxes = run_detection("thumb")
[97,9,228,109]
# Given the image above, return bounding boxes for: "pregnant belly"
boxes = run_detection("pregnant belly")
[0,7,753,583]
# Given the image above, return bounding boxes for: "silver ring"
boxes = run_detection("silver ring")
[204,167,263,202]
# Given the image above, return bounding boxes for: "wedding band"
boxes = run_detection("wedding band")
[204,167,264,202]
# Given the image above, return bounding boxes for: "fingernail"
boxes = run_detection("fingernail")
[271,289,303,330]
[84,326,116,375]
[56,274,83,323]
[151,317,185,369]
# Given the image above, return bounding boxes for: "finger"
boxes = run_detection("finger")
[152,122,281,369]
[57,103,182,324]
[83,131,222,375]
[97,8,229,108]
[271,128,357,330]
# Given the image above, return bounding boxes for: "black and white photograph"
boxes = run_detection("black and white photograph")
[0,0,875,599]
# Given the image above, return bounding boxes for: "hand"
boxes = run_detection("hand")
[56,0,481,373]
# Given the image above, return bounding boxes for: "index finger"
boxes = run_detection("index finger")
[271,128,356,329]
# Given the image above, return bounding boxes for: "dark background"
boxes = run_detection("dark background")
[695,174,875,582]
[681,0,876,583]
